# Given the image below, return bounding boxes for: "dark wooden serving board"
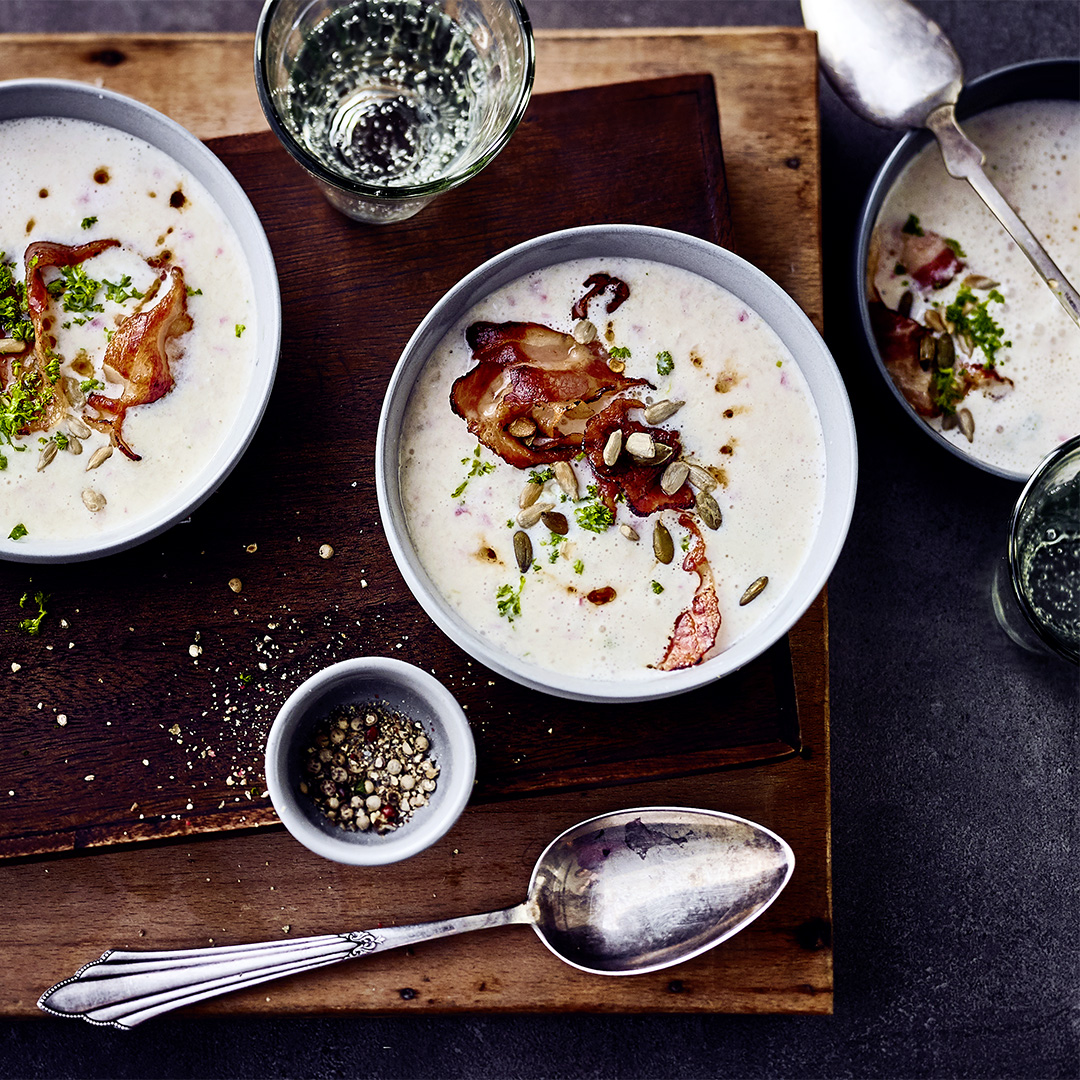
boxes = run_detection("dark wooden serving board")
[0,74,800,860]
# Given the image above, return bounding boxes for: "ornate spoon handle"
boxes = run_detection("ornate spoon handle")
[927,103,1080,328]
[38,904,530,1028]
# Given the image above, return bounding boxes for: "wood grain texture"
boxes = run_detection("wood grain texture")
[0,29,831,1015]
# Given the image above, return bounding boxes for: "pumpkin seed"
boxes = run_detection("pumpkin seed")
[553,460,578,499]
[517,501,553,529]
[941,412,959,431]
[957,407,975,442]
[897,290,914,319]
[963,273,1000,290]
[646,443,675,466]
[519,480,542,509]
[66,435,83,456]
[86,445,113,471]
[81,489,107,512]
[620,524,639,542]
[572,319,597,344]
[66,416,91,439]
[541,511,569,535]
[695,489,722,530]
[643,399,685,425]
[652,521,674,564]
[513,530,532,572]
[924,308,947,333]
[739,576,768,606]
[507,416,536,438]
[661,460,689,495]
[935,333,955,369]
[37,442,57,471]
[603,429,622,467]
[625,432,655,460]
[686,463,717,492]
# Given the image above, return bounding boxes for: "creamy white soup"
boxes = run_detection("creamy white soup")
[399,257,827,681]
[870,99,1080,476]
[0,116,256,547]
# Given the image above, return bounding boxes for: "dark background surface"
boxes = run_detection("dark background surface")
[0,1,1077,1077]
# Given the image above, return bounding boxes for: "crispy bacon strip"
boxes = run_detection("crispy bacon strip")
[450,321,650,469]
[21,239,120,432]
[571,273,630,321]
[869,301,937,417]
[85,266,192,460]
[581,396,694,516]
[656,514,721,671]
[901,229,964,291]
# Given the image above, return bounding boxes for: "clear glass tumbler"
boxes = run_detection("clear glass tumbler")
[991,434,1080,664]
[255,0,534,224]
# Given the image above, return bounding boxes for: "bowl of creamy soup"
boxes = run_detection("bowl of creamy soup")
[858,59,1079,482]
[0,79,280,562]
[376,225,857,702]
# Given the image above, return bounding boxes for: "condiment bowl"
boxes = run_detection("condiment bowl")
[855,58,1080,482]
[375,223,858,703]
[264,657,476,865]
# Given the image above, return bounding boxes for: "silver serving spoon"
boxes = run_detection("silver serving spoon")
[802,0,1080,327]
[38,807,793,1028]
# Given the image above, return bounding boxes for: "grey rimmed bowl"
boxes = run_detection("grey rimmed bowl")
[265,657,476,865]
[855,58,1080,482]
[375,224,858,703]
[0,78,280,563]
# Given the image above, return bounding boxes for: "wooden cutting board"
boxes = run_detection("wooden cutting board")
[0,29,832,1016]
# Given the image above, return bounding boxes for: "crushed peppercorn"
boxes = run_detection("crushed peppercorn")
[298,700,438,833]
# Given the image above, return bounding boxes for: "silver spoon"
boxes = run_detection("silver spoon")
[38,806,793,1028]
[802,0,1080,327]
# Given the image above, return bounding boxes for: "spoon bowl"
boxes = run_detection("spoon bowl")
[38,807,793,1027]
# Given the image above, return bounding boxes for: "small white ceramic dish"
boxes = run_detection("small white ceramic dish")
[0,78,280,563]
[265,657,476,865]
[376,224,858,703]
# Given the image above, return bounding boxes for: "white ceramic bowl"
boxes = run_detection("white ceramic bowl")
[376,224,858,703]
[0,79,280,562]
[265,657,476,865]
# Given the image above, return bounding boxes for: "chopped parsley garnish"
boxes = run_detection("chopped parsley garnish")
[103,275,144,304]
[186,286,203,297]
[17,590,48,635]
[81,216,98,230]
[944,284,1012,366]
[656,350,674,376]
[235,323,246,338]
[544,531,567,563]
[902,213,924,236]
[681,534,691,552]
[608,345,631,361]
[651,580,664,594]
[944,237,966,258]
[496,576,525,622]
[574,486,614,533]
[929,366,965,415]
[0,257,33,342]
[58,263,104,321]
[451,444,495,499]
[79,377,105,394]
[0,362,51,469]
[527,466,554,485]
[573,559,584,575]
[8,523,27,541]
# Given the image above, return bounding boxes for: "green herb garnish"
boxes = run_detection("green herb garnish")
[80,216,98,230]
[944,284,1012,366]
[17,590,48,635]
[451,444,495,499]
[235,323,246,338]
[544,531,567,564]
[58,263,104,321]
[609,345,631,361]
[0,361,51,469]
[103,275,144,304]
[902,214,924,236]
[496,576,525,622]
[8,523,27,541]
[656,350,674,376]
[573,559,584,575]
[944,237,966,258]
[929,366,965,415]
[574,493,614,534]
[527,466,555,485]
[651,580,664,594]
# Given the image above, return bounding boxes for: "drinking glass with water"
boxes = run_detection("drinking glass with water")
[256,0,534,223]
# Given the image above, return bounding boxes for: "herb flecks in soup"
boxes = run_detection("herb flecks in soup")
[400,257,827,682]
[0,116,256,544]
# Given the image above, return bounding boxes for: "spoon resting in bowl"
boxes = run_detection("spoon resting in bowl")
[802,0,1080,328]
[38,807,793,1028]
